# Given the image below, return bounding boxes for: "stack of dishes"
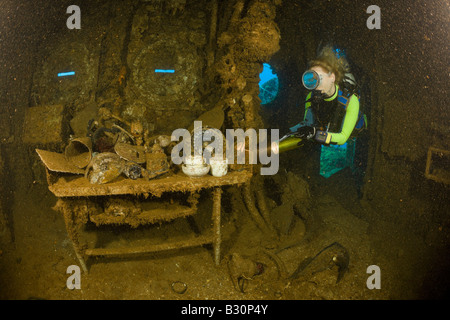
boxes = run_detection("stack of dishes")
[182,155,210,177]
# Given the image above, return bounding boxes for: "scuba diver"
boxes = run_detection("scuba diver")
[275,45,367,186]
[234,46,367,184]
[281,45,360,150]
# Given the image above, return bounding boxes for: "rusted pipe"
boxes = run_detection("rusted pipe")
[255,189,277,235]
[243,182,272,234]
[230,0,244,27]
[207,0,218,67]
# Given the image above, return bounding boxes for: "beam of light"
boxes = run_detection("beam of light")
[58,71,75,77]
[155,69,175,73]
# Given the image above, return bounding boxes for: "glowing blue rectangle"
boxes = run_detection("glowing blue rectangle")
[155,69,175,73]
[58,71,75,77]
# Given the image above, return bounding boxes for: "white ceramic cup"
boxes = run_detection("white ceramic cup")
[209,158,228,177]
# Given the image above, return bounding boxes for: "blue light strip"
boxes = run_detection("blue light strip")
[155,69,175,73]
[58,71,75,77]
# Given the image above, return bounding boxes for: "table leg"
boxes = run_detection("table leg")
[212,187,222,265]
[60,201,89,273]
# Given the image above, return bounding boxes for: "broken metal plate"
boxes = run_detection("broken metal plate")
[36,149,84,175]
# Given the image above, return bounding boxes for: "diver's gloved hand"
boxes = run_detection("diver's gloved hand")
[294,126,316,140]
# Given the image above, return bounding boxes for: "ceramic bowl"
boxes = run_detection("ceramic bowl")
[182,163,210,177]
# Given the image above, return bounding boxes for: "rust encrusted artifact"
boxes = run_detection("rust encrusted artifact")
[243,181,276,236]
[114,142,146,164]
[88,196,198,228]
[85,152,125,184]
[64,137,92,169]
[36,149,84,175]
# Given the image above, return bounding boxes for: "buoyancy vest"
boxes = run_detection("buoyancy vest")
[308,87,367,137]
[337,89,368,133]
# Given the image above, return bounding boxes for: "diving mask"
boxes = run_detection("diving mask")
[302,69,333,90]
[302,70,322,90]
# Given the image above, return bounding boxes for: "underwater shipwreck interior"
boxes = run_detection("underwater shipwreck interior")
[0,0,449,300]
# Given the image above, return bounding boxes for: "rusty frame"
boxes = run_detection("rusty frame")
[425,146,450,184]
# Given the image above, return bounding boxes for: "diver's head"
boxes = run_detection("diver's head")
[302,45,349,96]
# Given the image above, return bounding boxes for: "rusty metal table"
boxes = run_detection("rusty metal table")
[47,170,252,272]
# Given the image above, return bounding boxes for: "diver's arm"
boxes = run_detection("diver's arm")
[328,95,359,145]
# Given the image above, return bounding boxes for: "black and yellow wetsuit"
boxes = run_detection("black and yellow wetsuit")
[303,84,359,145]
